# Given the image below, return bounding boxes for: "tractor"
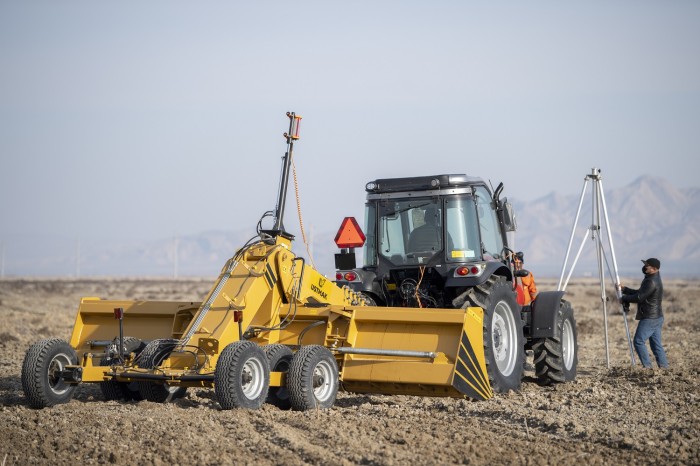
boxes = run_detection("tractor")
[334,174,578,391]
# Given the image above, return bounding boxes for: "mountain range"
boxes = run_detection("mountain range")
[512,175,699,277]
[2,176,697,278]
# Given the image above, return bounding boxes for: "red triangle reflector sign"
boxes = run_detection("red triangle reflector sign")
[334,217,366,248]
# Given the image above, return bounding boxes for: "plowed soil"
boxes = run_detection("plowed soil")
[1,277,698,465]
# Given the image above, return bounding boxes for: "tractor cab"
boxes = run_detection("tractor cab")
[335,174,517,308]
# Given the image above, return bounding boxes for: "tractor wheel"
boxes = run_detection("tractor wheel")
[287,345,339,411]
[533,300,578,384]
[21,338,78,409]
[462,276,525,393]
[215,341,270,410]
[136,339,187,403]
[263,344,293,409]
[100,336,145,401]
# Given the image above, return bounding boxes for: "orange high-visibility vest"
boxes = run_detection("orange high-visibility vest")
[520,272,537,305]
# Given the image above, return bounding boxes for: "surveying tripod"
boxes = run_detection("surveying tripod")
[558,168,636,368]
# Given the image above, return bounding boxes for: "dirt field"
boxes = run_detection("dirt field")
[0,277,698,465]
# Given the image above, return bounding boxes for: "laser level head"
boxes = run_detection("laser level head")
[285,112,302,141]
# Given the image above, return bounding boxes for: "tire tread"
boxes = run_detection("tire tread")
[21,338,78,409]
[533,301,578,385]
[215,341,269,410]
[288,345,338,411]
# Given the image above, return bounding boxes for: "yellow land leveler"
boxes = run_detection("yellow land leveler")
[22,113,576,411]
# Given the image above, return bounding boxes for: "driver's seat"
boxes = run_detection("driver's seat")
[407,225,441,253]
[407,207,442,253]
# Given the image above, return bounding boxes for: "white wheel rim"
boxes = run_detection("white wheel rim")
[47,352,72,395]
[492,301,518,377]
[562,319,575,370]
[241,357,265,400]
[312,360,335,402]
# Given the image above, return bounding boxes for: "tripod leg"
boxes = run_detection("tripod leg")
[558,179,589,290]
[621,311,637,365]
[560,228,590,292]
[598,179,637,366]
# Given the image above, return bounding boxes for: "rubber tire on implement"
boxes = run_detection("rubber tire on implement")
[358,292,377,306]
[462,276,525,393]
[100,336,145,401]
[263,344,293,409]
[287,345,339,411]
[137,339,187,403]
[21,338,78,409]
[215,341,270,410]
[533,300,578,384]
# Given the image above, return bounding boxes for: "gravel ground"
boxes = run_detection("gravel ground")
[1,277,698,465]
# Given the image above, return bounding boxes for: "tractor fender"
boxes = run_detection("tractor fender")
[338,268,382,299]
[529,290,566,339]
[445,261,512,288]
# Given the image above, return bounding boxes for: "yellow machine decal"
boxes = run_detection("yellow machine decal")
[452,331,493,400]
[310,277,329,300]
[264,263,277,289]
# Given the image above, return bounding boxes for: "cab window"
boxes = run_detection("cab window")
[445,196,480,262]
[376,199,441,265]
[474,186,503,259]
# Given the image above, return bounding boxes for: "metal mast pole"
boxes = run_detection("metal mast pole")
[271,112,302,238]
[592,172,611,367]
[599,178,636,365]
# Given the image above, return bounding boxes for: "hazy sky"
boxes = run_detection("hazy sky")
[1,1,698,244]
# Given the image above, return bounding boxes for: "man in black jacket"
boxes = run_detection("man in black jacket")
[620,258,669,369]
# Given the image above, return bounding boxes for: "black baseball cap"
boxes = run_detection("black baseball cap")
[642,258,661,269]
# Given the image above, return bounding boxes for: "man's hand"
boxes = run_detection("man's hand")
[619,295,631,312]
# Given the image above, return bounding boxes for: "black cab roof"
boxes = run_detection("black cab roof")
[365,174,486,194]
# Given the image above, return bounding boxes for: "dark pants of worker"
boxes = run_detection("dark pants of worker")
[633,317,669,368]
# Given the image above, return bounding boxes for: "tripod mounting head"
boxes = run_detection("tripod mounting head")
[586,167,602,181]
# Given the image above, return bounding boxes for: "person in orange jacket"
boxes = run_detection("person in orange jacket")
[513,251,537,306]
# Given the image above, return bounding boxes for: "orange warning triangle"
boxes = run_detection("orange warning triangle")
[334,217,366,248]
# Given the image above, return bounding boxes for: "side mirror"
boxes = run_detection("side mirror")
[501,199,517,232]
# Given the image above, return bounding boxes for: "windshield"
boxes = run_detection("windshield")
[363,195,482,266]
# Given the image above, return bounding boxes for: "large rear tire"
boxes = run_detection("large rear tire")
[21,339,78,409]
[287,345,339,411]
[100,336,145,401]
[263,344,293,409]
[137,339,187,402]
[533,300,578,384]
[462,276,525,393]
[215,341,270,410]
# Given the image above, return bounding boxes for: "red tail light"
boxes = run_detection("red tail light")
[344,272,358,281]
[455,265,484,277]
[336,272,344,280]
